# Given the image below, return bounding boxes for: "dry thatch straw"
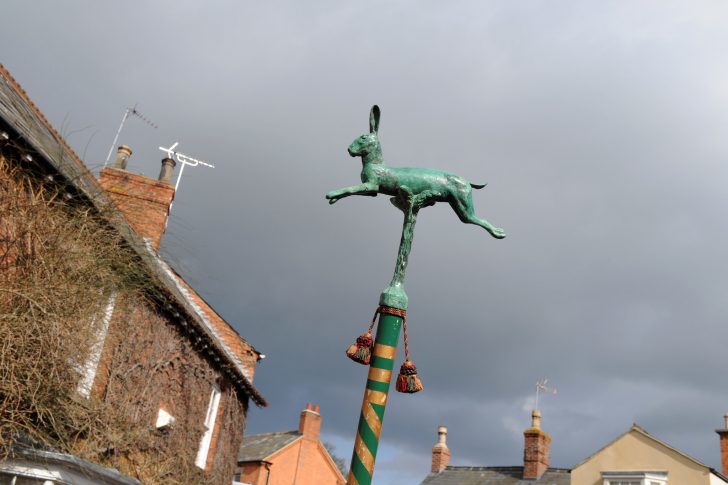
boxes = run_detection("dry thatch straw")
[0,153,243,484]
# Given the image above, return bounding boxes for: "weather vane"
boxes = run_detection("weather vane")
[104,104,157,167]
[535,378,557,410]
[326,105,506,485]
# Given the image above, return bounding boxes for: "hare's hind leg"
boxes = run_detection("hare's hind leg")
[449,191,506,239]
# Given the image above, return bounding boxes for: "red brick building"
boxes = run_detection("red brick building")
[235,404,345,485]
[0,64,266,484]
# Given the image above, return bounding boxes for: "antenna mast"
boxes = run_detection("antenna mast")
[158,142,215,193]
[104,104,158,167]
[534,378,557,410]
[157,142,215,225]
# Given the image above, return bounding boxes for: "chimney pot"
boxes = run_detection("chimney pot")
[314,404,320,413]
[111,145,132,170]
[158,157,176,184]
[431,425,450,473]
[531,409,542,430]
[299,404,322,440]
[436,426,448,445]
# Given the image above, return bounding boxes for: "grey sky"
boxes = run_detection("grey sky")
[4,2,728,483]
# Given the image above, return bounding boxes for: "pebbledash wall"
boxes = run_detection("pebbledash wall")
[0,63,266,483]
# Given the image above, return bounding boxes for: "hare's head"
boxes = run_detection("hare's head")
[348,105,382,159]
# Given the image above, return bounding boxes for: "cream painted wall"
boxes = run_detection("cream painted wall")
[571,428,713,485]
[710,473,728,485]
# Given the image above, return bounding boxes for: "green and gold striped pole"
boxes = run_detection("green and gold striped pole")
[348,307,404,485]
[348,200,416,484]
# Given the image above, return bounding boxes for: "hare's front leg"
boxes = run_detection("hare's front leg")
[326,182,379,204]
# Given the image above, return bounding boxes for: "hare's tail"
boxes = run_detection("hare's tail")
[470,182,487,189]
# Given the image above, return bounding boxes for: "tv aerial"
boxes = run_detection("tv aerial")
[535,378,557,409]
[104,104,158,167]
[158,142,215,192]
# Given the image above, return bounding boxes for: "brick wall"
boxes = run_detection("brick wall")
[431,446,450,473]
[718,430,728,476]
[523,428,551,480]
[92,294,248,483]
[99,167,174,251]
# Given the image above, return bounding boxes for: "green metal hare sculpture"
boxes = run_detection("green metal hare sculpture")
[326,105,506,239]
[326,105,505,309]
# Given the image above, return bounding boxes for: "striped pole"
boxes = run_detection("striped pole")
[348,308,403,485]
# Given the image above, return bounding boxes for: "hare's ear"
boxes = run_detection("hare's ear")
[369,105,381,134]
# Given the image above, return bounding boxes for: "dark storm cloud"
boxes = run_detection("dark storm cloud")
[4,1,728,483]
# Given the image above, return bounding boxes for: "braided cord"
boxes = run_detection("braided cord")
[401,315,410,361]
[366,307,379,333]
[369,306,410,360]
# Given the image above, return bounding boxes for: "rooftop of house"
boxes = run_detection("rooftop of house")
[237,430,302,462]
[421,466,570,485]
[0,63,266,406]
[574,423,728,482]
[6,442,142,485]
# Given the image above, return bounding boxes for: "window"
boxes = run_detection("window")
[155,408,176,429]
[76,292,117,398]
[0,472,56,484]
[602,471,667,485]
[194,384,221,469]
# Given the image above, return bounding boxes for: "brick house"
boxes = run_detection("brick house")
[0,64,266,484]
[235,404,345,485]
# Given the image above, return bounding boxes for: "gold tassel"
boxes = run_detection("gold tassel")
[346,332,373,365]
[396,360,423,393]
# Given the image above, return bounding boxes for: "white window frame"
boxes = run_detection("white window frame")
[602,471,667,485]
[155,408,176,429]
[76,292,117,398]
[194,384,222,469]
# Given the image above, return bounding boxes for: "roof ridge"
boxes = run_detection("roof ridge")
[628,424,719,473]
[574,423,726,480]
[0,63,94,182]
[245,430,300,437]
[167,265,259,352]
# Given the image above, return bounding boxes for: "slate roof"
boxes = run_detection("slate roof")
[420,466,570,485]
[0,63,266,406]
[237,431,302,462]
[6,445,141,485]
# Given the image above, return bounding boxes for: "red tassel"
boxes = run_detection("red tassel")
[396,360,423,393]
[346,332,373,365]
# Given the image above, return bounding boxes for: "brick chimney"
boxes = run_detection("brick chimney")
[431,426,450,473]
[523,410,551,480]
[716,413,728,476]
[99,146,176,251]
[299,403,321,441]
